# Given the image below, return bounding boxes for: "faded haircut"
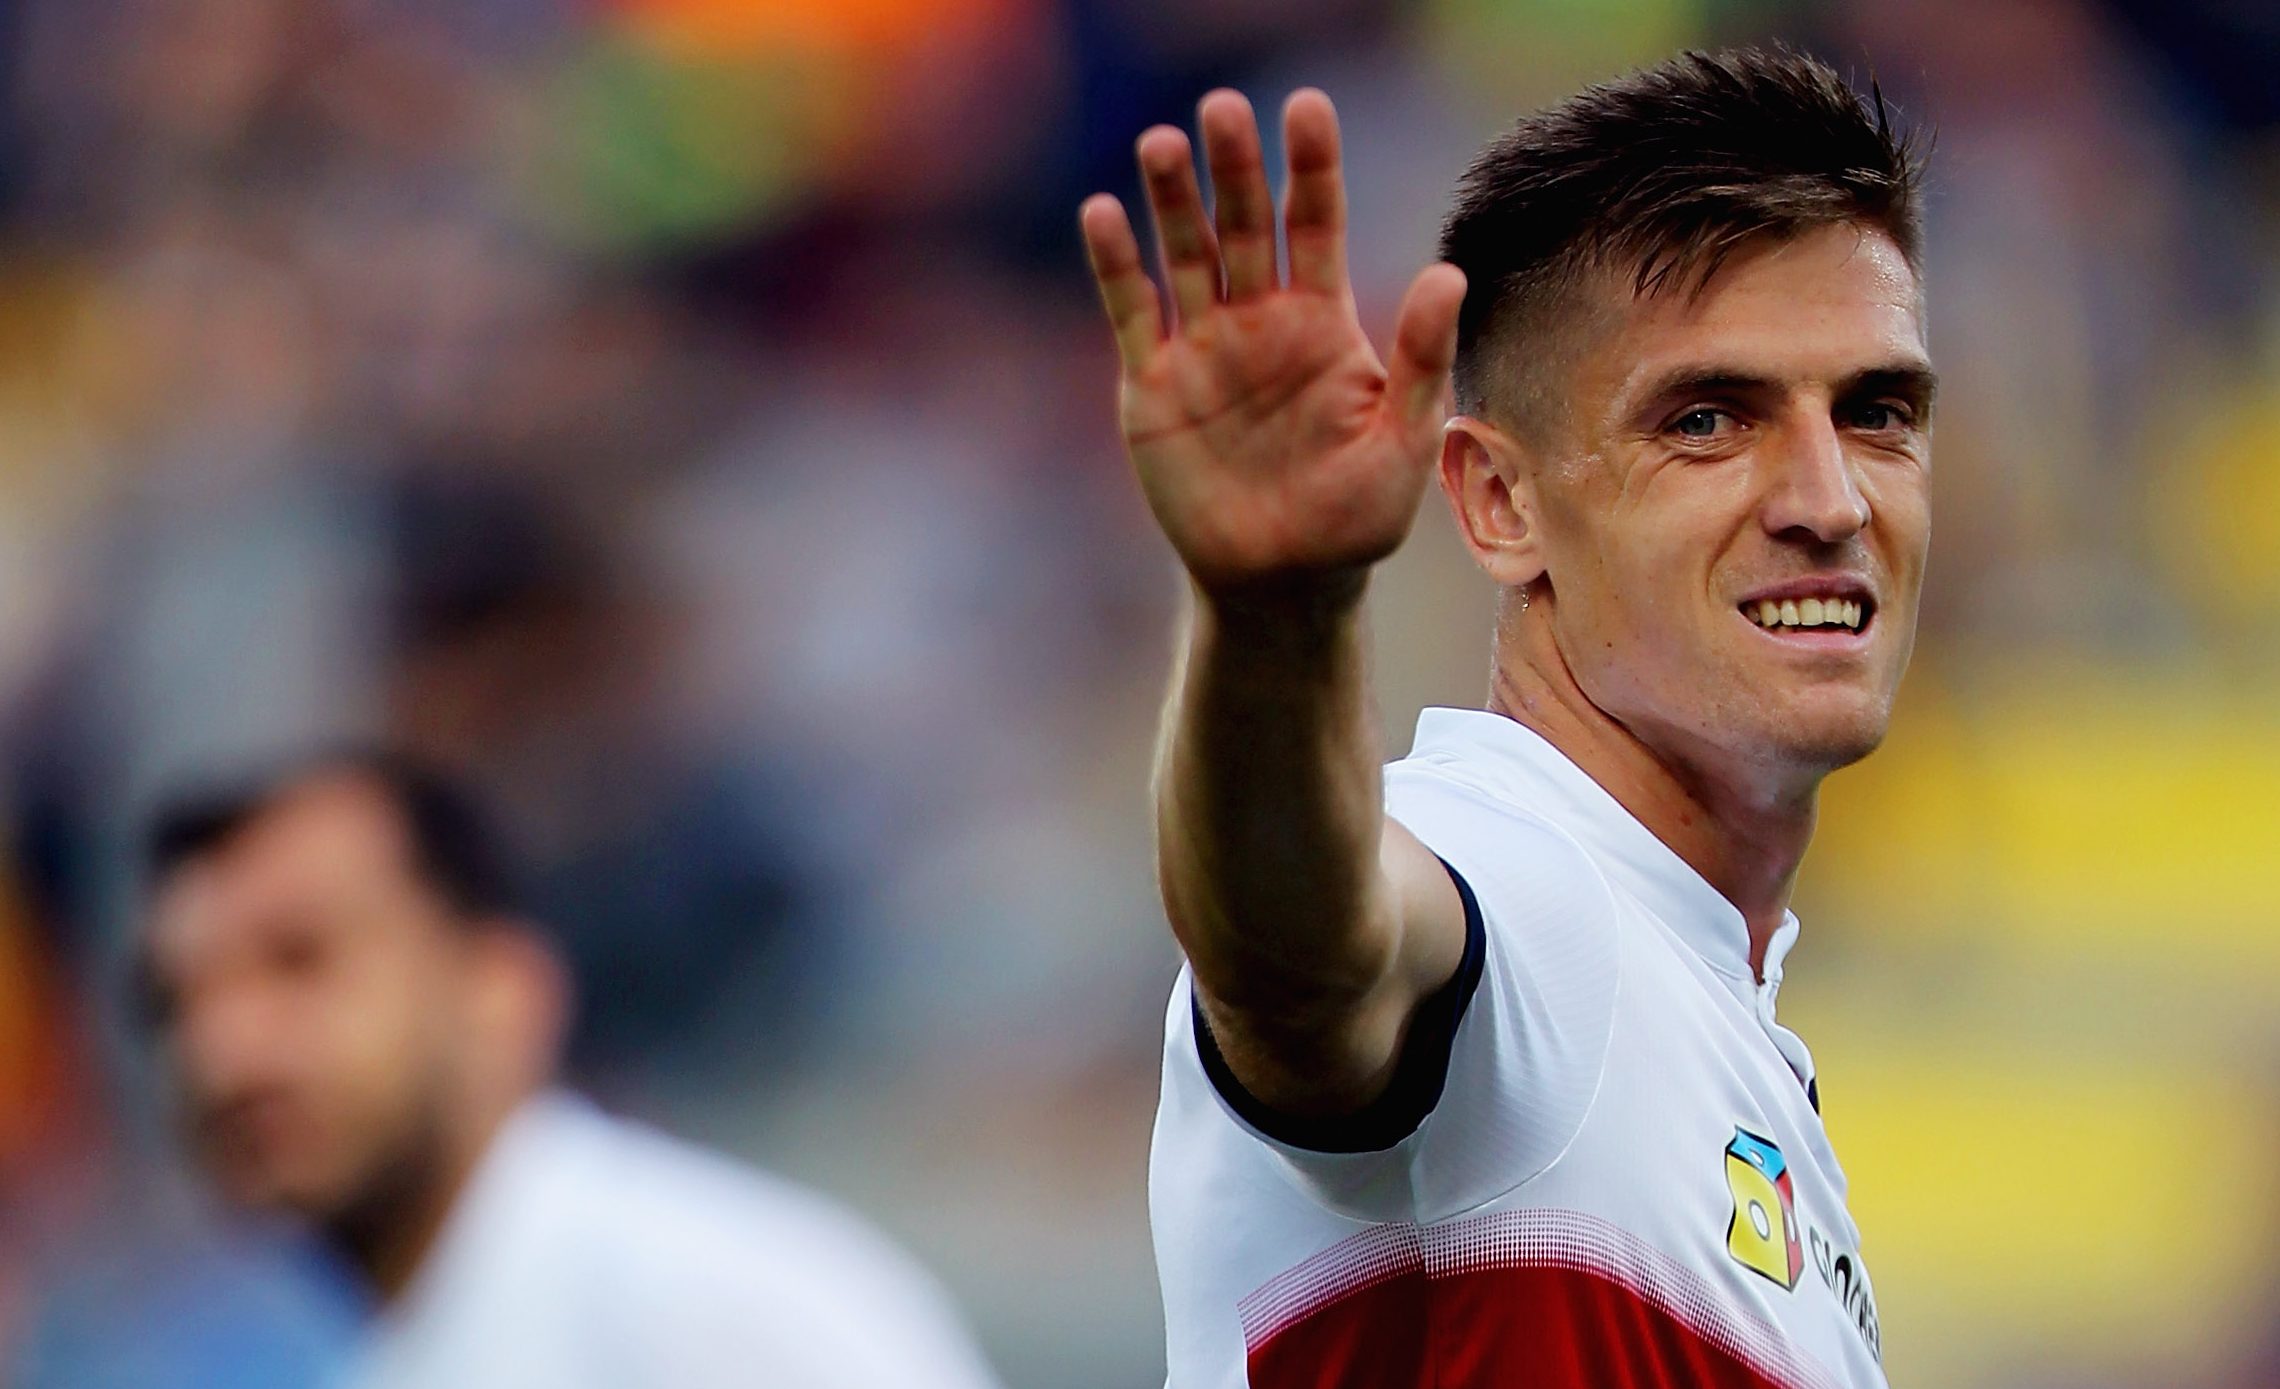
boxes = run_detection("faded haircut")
[1440,46,1925,433]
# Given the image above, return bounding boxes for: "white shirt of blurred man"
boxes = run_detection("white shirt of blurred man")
[138,754,1002,1389]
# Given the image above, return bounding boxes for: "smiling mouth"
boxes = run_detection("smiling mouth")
[1740,594,1874,636]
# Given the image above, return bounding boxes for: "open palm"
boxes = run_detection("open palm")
[1081,90,1468,595]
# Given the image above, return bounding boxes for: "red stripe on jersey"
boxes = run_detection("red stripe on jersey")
[1240,1211,1832,1389]
[1248,1262,1792,1389]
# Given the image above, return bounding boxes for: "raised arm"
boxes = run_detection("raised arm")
[1080,89,1471,1122]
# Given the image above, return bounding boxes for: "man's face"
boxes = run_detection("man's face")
[1523,224,1933,783]
[144,779,469,1223]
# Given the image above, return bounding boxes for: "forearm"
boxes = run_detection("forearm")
[1154,573,1398,1027]
[1084,85,1469,1112]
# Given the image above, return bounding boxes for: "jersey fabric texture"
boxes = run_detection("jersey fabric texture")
[1150,708,1886,1389]
[344,1091,1003,1389]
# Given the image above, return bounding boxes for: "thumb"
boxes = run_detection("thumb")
[1382,262,1467,430]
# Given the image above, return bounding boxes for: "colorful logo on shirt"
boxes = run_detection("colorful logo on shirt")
[1724,1128,1804,1290]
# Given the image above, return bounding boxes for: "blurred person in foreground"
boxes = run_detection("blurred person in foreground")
[1082,49,1923,1388]
[134,751,1003,1389]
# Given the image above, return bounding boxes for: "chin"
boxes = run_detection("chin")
[1772,700,1891,773]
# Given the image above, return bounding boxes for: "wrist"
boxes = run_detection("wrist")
[1193,565,1368,625]
[1190,568,1370,660]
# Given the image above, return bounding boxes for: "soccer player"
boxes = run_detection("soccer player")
[135,752,1003,1389]
[1080,49,1926,1388]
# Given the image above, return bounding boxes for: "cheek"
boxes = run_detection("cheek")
[1540,471,1748,690]
[1586,522,1721,645]
[309,949,459,1134]
[1869,466,1933,567]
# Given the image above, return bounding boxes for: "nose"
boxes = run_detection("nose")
[1761,415,1870,545]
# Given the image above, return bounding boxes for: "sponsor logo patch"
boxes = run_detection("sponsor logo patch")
[1723,1127,1804,1290]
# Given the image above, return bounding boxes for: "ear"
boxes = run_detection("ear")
[463,923,571,1094]
[1437,415,1548,590]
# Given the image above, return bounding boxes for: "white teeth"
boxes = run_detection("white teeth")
[1747,595,1869,631]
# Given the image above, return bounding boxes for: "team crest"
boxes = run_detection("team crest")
[1723,1128,1804,1290]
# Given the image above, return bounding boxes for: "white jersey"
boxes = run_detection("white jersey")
[346,1091,1002,1389]
[1151,708,1886,1389]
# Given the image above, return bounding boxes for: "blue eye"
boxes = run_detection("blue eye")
[1847,402,1909,431]
[1672,408,1727,438]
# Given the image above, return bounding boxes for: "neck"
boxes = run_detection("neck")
[1486,602,1819,977]
[328,1086,533,1305]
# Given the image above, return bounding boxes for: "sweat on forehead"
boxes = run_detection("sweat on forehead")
[1438,46,1925,433]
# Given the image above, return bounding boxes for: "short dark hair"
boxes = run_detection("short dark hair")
[145,747,523,921]
[1440,46,1925,429]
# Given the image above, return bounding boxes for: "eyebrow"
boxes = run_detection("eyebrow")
[1628,360,1940,424]
[1846,365,1940,418]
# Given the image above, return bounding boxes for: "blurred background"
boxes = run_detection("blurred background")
[0,0,2276,1385]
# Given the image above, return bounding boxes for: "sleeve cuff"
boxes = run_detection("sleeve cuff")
[1191,857,1488,1155]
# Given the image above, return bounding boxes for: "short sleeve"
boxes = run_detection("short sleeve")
[1178,761,1621,1224]
[1191,856,1486,1155]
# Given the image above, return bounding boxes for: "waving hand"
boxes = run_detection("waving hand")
[1080,89,1467,596]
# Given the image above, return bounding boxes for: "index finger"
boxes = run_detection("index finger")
[1281,89,1348,298]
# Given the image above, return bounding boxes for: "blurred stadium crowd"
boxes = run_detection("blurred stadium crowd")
[0,0,2275,1386]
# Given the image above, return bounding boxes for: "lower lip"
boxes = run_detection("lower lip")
[1738,610,1874,650]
